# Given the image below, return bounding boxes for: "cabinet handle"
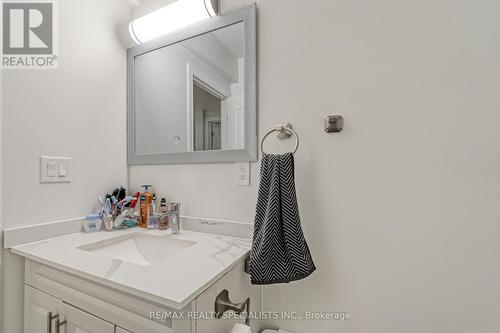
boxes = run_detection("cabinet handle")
[46,312,59,333]
[55,319,67,333]
[215,289,251,326]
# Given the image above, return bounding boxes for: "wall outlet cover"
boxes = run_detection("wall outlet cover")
[234,162,250,186]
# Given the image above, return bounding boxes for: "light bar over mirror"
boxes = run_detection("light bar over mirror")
[129,0,219,44]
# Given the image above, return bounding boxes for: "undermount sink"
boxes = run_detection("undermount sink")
[79,233,197,266]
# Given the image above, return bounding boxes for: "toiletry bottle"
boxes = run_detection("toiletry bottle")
[139,185,153,228]
[152,194,158,215]
[159,198,168,213]
[132,192,140,221]
[147,215,158,229]
[158,198,169,230]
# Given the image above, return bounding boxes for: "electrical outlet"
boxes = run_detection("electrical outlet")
[234,162,250,186]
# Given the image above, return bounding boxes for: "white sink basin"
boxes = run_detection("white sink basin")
[79,233,197,266]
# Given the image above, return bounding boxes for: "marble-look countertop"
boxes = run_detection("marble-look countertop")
[11,228,251,309]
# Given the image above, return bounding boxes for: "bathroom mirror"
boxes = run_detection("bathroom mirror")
[127,5,256,164]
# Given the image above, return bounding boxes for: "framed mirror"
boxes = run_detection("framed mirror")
[127,4,257,164]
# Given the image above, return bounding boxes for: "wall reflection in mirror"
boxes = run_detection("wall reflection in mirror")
[134,22,244,154]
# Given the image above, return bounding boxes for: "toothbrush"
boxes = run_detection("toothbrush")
[117,196,136,210]
[104,198,112,217]
[97,196,105,215]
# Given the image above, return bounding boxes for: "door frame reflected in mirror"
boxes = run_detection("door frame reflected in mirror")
[187,63,230,153]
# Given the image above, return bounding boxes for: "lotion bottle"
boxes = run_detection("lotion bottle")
[139,185,153,228]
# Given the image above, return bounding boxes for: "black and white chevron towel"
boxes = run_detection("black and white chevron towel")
[249,152,316,285]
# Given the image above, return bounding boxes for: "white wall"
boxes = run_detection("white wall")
[1,0,130,331]
[134,35,238,154]
[0,34,3,329]
[135,44,193,153]
[182,31,240,81]
[131,0,176,20]
[2,0,129,229]
[135,43,230,153]
[129,0,500,332]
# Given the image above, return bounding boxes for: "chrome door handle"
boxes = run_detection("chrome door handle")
[55,318,67,333]
[46,312,59,333]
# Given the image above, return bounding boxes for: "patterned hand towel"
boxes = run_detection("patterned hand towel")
[249,153,316,284]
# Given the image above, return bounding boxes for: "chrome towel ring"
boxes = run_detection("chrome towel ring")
[260,123,299,154]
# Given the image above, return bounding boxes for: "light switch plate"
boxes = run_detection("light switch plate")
[40,156,72,183]
[47,162,57,177]
[234,162,250,186]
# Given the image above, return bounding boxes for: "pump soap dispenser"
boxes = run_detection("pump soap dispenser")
[139,185,153,228]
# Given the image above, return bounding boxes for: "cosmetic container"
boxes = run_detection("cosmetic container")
[83,214,102,233]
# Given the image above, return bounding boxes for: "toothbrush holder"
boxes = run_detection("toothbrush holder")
[103,216,114,231]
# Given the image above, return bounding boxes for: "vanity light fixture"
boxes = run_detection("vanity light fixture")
[129,0,219,44]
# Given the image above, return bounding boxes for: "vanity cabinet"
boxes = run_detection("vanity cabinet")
[23,259,261,333]
[61,302,115,333]
[24,286,115,333]
[24,286,61,333]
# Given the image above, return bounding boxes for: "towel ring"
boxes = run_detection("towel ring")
[261,124,299,154]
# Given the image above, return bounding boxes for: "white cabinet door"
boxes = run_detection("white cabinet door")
[24,285,63,333]
[58,302,114,333]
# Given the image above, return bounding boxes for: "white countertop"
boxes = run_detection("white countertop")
[11,228,251,309]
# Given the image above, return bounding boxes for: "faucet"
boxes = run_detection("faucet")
[168,203,181,234]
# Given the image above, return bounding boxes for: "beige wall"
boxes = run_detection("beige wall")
[129,0,500,332]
